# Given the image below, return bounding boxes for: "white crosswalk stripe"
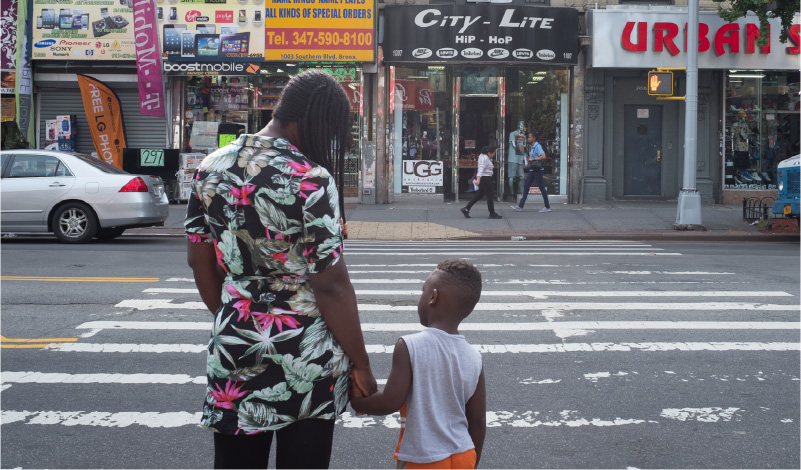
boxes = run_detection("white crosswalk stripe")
[2,240,798,436]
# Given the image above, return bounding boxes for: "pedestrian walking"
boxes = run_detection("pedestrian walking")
[461,145,503,219]
[185,70,377,469]
[511,132,551,213]
[350,259,486,469]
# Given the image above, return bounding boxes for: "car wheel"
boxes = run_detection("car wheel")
[52,202,97,243]
[96,227,126,240]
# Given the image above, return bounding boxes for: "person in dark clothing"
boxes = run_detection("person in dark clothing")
[461,146,502,219]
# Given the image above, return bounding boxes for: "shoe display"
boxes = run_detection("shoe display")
[739,170,754,183]
[460,207,471,218]
[749,171,763,182]
[539,207,552,213]
[761,172,773,184]
[510,205,523,212]
[489,213,503,219]
[734,174,744,184]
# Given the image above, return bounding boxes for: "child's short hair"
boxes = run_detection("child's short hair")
[436,259,482,316]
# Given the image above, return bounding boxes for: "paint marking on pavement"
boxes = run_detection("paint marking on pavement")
[73,320,801,333]
[141,288,793,298]
[1,335,77,349]
[45,342,799,354]
[343,247,664,252]
[112,299,801,312]
[607,271,735,275]
[0,276,159,282]
[660,408,741,422]
[343,252,681,256]
[1,408,742,429]
[1,372,205,385]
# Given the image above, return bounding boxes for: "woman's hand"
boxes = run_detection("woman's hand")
[476,177,481,185]
[350,365,378,398]
[339,218,349,238]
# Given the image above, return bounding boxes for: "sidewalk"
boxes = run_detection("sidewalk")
[129,194,799,241]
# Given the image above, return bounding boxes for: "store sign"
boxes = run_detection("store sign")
[32,1,136,60]
[395,80,435,111]
[402,160,443,186]
[1,97,14,121]
[263,0,375,62]
[1,0,17,70]
[384,5,579,65]
[159,0,266,62]
[589,10,801,69]
[163,60,261,76]
[209,84,248,111]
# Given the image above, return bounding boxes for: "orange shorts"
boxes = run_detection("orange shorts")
[396,449,477,469]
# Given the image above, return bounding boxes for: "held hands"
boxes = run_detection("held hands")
[349,364,377,399]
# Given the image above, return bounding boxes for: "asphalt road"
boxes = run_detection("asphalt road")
[1,238,799,469]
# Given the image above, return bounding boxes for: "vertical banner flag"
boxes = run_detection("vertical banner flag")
[77,74,127,168]
[15,0,34,145]
[133,0,165,118]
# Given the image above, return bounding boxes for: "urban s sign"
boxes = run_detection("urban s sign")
[402,160,443,186]
[385,5,578,65]
[589,10,800,70]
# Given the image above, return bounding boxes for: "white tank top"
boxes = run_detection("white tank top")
[398,328,483,463]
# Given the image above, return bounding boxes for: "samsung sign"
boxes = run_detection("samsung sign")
[384,5,578,65]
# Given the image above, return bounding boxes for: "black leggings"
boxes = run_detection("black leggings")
[213,419,335,469]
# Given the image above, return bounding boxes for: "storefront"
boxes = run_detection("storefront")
[164,63,365,198]
[29,0,170,153]
[382,4,578,203]
[585,7,800,204]
[159,0,375,200]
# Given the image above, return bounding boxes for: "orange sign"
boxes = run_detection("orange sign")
[264,0,375,62]
[77,74,127,168]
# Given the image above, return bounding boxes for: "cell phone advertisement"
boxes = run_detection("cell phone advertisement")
[159,0,266,61]
[264,0,375,62]
[32,0,139,60]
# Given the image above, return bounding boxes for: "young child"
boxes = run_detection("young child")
[350,259,486,469]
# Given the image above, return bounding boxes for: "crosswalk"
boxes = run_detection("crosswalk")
[2,240,799,454]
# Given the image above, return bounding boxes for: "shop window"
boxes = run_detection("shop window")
[723,71,800,190]
[505,67,570,197]
[391,66,454,195]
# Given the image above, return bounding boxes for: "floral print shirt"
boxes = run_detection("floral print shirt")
[184,134,348,435]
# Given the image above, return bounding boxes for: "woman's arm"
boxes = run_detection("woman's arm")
[466,369,486,467]
[187,241,225,315]
[350,338,412,415]
[309,259,377,398]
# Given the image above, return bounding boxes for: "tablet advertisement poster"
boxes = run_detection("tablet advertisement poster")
[159,0,265,61]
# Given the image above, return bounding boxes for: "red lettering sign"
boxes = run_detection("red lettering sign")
[621,21,799,56]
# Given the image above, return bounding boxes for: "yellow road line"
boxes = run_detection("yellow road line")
[1,344,62,349]
[1,276,159,282]
[1,336,77,343]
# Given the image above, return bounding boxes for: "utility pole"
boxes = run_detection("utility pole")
[674,0,706,230]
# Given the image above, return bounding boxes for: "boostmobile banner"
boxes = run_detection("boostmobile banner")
[264,0,375,62]
[77,75,127,168]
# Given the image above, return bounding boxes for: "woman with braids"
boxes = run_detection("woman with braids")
[185,70,377,469]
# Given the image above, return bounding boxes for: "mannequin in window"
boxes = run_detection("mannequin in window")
[506,122,526,197]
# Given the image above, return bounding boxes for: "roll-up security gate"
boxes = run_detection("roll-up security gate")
[37,85,168,154]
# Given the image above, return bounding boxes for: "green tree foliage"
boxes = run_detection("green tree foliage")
[713,0,799,46]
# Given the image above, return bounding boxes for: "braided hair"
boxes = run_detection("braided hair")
[273,70,351,220]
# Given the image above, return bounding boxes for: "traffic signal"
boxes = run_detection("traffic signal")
[647,71,673,96]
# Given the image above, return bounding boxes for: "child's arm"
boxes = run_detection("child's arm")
[350,338,412,415]
[465,368,486,468]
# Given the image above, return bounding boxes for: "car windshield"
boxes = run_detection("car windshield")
[70,153,130,174]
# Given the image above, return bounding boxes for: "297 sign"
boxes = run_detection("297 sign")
[402,160,443,186]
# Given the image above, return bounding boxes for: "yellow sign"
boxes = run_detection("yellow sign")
[264,0,375,62]
[647,71,673,96]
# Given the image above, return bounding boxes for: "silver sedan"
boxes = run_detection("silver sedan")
[1,150,170,243]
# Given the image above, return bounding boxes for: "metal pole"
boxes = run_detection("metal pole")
[674,0,705,230]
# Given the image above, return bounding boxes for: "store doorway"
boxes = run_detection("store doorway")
[623,105,662,196]
[455,68,503,201]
